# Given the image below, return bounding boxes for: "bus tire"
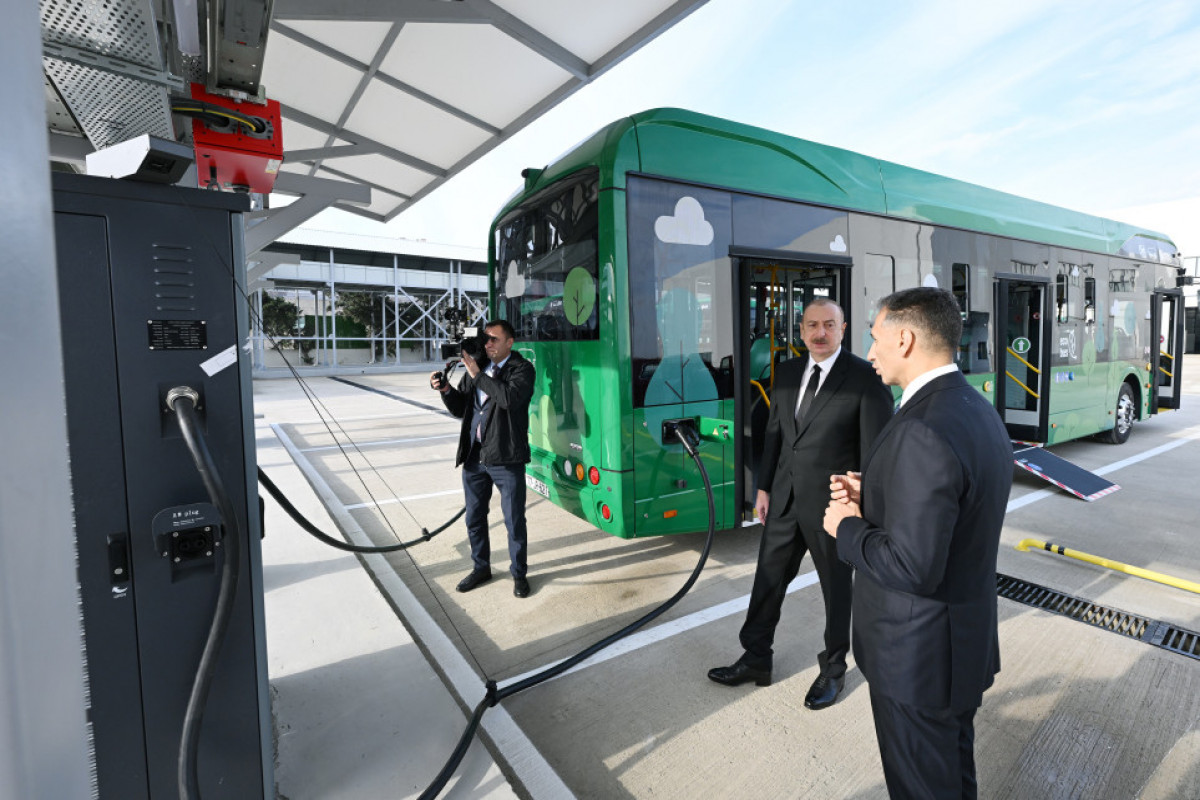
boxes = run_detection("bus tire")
[1099,382,1136,444]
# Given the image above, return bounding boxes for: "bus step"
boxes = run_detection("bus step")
[1011,442,1121,502]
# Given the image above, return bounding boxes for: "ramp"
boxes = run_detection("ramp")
[1012,443,1121,501]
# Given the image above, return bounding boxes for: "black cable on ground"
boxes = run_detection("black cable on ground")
[167,387,242,800]
[257,466,464,553]
[418,423,716,800]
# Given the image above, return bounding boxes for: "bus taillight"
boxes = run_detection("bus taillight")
[575,463,585,481]
[588,466,600,485]
[601,504,611,521]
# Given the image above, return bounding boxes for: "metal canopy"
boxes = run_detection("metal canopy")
[42,0,711,234]
[266,0,711,221]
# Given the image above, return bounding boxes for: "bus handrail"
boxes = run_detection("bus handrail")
[1006,346,1040,374]
[1004,371,1040,399]
[749,379,769,407]
[789,343,803,358]
[1160,350,1175,362]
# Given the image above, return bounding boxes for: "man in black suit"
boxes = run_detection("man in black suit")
[708,298,893,710]
[431,320,536,598]
[825,287,1012,799]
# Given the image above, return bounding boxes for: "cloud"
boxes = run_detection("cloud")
[655,196,714,246]
[829,234,847,253]
[504,260,526,298]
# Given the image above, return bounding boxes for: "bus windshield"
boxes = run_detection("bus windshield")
[495,169,600,342]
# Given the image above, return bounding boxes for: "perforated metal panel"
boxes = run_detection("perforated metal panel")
[41,0,175,150]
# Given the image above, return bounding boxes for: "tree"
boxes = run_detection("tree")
[336,291,389,360]
[262,295,300,340]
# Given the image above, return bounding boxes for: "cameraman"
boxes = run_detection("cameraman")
[431,320,536,597]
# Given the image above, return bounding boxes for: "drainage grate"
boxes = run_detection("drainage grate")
[996,573,1200,661]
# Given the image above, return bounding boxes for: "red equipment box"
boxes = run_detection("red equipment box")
[187,82,283,193]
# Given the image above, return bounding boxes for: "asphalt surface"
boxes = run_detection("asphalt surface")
[260,357,1200,799]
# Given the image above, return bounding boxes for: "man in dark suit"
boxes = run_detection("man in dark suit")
[708,298,893,710]
[825,287,1012,799]
[431,320,536,598]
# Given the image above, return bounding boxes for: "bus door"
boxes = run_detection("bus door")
[994,274,1052,442]
[1151,289,1184,411]
[732,249,849,521]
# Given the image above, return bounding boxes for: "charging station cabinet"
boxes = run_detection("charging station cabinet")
[52,173,271,798]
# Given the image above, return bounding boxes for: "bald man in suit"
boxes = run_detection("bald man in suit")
[708,298,893,710]
[826,287,1012,799]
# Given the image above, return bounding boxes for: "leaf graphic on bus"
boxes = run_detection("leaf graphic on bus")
[563,266,596,325]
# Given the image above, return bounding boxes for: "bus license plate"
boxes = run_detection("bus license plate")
[525,474,549,498]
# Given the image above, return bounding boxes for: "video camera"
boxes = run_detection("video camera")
[438,324,488,362]
[433,325,488,390]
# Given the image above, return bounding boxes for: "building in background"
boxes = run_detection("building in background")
[250,232,487,374]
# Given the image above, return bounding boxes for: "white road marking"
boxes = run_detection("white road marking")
[345,489,461,510]
[272,423,575,799]
[503,571,820,689]
[300,433,458,453]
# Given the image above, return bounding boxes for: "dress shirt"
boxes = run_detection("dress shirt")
[794,346,842,417]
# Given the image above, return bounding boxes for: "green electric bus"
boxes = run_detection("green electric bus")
[489,108,1185,538]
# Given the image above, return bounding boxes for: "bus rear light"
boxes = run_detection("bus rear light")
[588,466,600,485]
[664,509,677,519]
[575,463,585,481]
[601,504,611,520]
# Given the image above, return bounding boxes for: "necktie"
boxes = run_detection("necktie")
[796,364,821,421]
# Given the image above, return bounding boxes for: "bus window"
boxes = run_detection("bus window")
[627,178,734,406]
[952,263,969,317]
[1055,273,1069,323]
[495,169,599,342]
[1084,276,1096,324]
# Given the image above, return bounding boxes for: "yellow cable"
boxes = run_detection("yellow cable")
[172,105,264,133]
[1015,538,1200,595]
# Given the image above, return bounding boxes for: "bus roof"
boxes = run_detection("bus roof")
[506,108,1179,265]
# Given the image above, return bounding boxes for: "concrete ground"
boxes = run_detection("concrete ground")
[260,357,1200,799]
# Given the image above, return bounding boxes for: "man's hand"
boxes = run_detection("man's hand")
[755,489,770,524]
[429,371,449,393]
[823,497,860,538]
[462,352,480,378]
[829,472,861,505]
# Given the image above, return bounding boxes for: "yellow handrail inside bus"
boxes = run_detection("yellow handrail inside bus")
[1016,538,1200,595]
[1004,371,1040,399]
[1159,351,1174,378]
[1006,346,1040,374]
[749,379,769,407]
[789,343,803,358]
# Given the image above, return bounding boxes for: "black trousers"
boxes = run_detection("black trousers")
[738,493,852,676]
[869,689,978,800]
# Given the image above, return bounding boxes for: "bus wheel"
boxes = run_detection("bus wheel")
[1100,383,1136,444]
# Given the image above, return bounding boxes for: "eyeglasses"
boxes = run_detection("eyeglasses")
[485,335,500,343]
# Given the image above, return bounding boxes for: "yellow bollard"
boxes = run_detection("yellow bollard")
[1015,538,1200,595]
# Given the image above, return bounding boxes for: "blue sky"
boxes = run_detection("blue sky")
[298,0,1200,261]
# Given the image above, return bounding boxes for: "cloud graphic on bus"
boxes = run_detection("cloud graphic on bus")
[504,260,526,298]
[654,197,714,246]
[829,235,847,253]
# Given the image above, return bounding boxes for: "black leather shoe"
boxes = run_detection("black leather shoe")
[513,576,531,598]
[456,569,492,593]
[804,674,844,710]
[708,661,772,687]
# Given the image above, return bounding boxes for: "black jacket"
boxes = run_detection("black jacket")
[836,370,1013,712]
[440,350,535,467]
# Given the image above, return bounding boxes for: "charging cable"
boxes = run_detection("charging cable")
[166,386,242,800]
[419,422,714,799]
[257,466,464,552]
